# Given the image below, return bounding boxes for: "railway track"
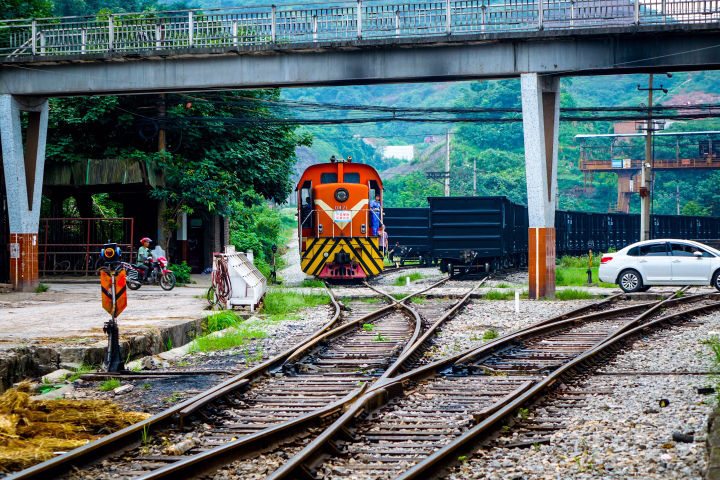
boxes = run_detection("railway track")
[8,275,491,480]
[266,289,720,480]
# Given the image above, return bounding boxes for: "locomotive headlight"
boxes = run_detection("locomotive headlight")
[334,188,349,203]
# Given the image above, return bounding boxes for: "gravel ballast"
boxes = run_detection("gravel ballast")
[449,310,720,480]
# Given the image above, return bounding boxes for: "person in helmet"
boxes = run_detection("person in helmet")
[137,237,153,282]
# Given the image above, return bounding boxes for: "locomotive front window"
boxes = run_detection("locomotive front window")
[321,173,338,184]
[344,172,360,183]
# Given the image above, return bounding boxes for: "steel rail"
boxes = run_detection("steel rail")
[269,289,712,479]
[100,277,456,480]
[282,276,449,366]
[267,277,487,480]
[397,290,720,480]
[4,284,350,480]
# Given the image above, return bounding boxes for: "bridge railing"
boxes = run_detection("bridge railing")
[2,0,719,58]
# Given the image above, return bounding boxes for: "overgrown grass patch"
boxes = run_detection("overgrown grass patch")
[301,279,325,288]
[98,378,120,391]
[66,364,95,382]
[484,290,515,300]
[555,289,596,300]
[393,273,425,286]
[190,323,268,353]
[261,290,329,316]
[556,267,615,288]
[205,310,242,334]
[558,255,600,269]
[483,329,499,341]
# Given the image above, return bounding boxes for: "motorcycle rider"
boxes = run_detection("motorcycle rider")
[137,237,153,283]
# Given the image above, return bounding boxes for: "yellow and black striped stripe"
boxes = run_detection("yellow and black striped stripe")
[301,237,383,277]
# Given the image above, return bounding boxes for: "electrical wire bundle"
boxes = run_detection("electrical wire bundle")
[210,255,232,309]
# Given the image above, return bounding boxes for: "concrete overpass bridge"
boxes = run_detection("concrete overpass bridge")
[2,0,720,296]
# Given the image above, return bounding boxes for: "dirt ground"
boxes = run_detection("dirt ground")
[0,280,209,349]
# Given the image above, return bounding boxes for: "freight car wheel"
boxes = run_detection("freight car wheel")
[618,269,643,293]
[713,270,720,292]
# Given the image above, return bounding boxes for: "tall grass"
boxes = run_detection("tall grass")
[555,289,596,300]
[261,290,329,316]
[556,267,615,288]
[301,279,325,288]
[190,324,268,353]
[205,310,242,334]
[558,255,600,268]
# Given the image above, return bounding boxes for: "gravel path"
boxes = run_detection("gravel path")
[448,310,720,479]
[278,237,309,286]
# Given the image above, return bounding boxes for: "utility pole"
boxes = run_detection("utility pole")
[157,94,166,152]
[637,74,670,241]
[640,75,653,242]
[473,158,477,196]
[445,128,450,196]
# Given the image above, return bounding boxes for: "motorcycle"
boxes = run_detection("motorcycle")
[120,248,176,291]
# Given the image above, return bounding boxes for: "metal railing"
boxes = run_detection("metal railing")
[2,0,719,58]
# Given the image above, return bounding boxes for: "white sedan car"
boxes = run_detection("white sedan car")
[598,239,720,293]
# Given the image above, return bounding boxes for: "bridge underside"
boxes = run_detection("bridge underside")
[2,27,720,96]
[3,26,720,296]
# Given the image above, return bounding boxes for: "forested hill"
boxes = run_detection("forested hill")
[109,1,720,215]
[282,73,720,216]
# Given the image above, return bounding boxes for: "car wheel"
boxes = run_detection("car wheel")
[713,270,720,293]
[618,269,643,293]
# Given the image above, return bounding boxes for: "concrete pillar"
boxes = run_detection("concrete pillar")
[521,73,559,299]
[0,95,49,291]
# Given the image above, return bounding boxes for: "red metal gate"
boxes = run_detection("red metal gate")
[39,218,134,275]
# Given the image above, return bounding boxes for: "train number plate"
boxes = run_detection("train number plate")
[334,211,351,222]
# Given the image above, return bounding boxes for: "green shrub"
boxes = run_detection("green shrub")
[35,283,49,293]
[168,261,192,284]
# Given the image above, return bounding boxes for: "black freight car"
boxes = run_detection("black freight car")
[384,196,720,274]
[383,207,432,265]
[428,196,527,276]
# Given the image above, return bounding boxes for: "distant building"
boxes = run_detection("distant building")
[382,145,414,161]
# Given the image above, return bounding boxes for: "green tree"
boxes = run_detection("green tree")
[47,90,310,248]
[0,0,53,19]
[681,200,710,216]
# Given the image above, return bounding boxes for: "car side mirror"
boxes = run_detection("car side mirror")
[694,251,703,258]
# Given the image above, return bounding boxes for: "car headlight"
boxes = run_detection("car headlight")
[334,188,349,203]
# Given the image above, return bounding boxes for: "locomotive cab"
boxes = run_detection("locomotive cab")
[297,157,384,280]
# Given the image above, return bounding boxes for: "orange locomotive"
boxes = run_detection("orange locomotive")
[297,156,384,279]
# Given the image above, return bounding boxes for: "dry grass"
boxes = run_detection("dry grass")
[0,382,149,472]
